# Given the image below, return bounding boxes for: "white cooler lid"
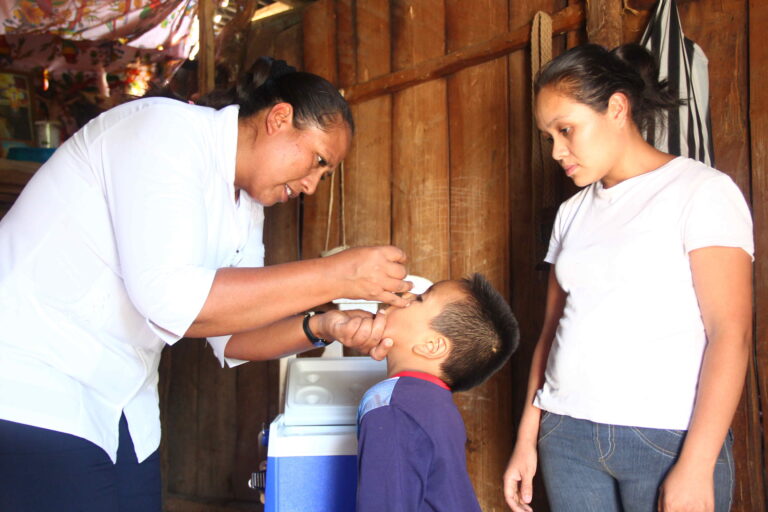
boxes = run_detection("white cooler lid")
[283,357,387,426]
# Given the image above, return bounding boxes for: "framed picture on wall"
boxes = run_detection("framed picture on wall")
[0,71,34,153]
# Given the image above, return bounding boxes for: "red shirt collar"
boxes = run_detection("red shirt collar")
[392,370,451,390]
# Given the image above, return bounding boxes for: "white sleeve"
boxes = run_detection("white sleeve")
[544,204,564,264]
[544,191,582,265]
[207,335,248,368]
[683,173,754,260]
[95,106,217,344]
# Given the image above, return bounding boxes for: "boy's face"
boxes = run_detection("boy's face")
[380,280,467,343]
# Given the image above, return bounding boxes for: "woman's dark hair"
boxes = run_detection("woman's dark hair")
[534,43,682,134]
[197,56,354,133]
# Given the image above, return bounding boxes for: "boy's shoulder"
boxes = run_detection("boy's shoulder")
[358,377,400,421]
[357,374,456,425]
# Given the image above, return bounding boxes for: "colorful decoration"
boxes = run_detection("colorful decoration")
[0,0,201,142]
[0,1,196,79]
[61,39,78,63]
[2,1,197,53]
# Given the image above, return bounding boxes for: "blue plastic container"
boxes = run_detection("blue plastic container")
[264,416,358,512]
[264,357,386,512]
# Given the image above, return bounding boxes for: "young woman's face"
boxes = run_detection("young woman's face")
[236,105,352,206]
[535,85,622,188]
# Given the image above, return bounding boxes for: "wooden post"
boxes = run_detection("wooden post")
[747,0,768,508]
[197,0,216,94]
[445,0,511,509]
[301,0,340,258]
[586,0,623,47]
[342,1,392,249]
[391,1,450,280]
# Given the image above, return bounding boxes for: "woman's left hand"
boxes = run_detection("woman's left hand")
[657,461,714,512]
[312,309,393,360]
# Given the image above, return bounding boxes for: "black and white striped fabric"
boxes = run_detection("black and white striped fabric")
[641,0,714,166]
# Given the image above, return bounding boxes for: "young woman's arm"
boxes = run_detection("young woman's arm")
[503,269,567,511]
[658,246,752,511]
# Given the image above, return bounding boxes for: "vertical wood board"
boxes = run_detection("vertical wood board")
[446,0,511,509]
[391,0,450,281]
[161,340,204,496]
[302,0,342,258]
[344,0,393,248]
[748,0,768,509]
[507,2,572,510]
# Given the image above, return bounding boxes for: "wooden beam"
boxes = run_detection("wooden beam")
[586,0,623,47]
[342,3,584,104]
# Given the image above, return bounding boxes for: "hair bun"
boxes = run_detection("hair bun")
[268,58,296,80]
[610,44,659,92]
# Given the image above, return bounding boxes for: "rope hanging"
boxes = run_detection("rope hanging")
[320,161,349,257]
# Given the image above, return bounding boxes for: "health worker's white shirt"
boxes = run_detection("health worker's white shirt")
[0,98,264,462]
[534,157,753,430]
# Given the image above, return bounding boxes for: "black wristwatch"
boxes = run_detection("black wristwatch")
[303,311,330,347]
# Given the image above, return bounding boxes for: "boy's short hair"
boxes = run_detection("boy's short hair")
[431,273,519,392]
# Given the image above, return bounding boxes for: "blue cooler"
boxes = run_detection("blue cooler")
[264,357,387,512]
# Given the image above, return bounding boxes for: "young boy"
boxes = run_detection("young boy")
[356,273,519,512]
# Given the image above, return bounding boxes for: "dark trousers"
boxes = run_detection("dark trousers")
[0,414,161,512]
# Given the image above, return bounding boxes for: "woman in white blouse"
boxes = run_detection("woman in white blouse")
[0,57,412,511]
[503,44,752,512]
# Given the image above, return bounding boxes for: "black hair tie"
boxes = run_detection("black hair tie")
[268,58,297,80]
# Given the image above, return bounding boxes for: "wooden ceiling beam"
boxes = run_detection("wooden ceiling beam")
[342,3,584,104]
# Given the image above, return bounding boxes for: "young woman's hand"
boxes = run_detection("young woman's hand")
[503,440,538,512]
[657,461,714,512]
[328,246,413,308]
[313,308,393,360]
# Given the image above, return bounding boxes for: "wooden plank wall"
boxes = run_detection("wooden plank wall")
[155,0,766,510]
[297,0,767,511]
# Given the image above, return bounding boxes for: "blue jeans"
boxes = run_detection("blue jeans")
[537,413,733,512]
[0,414,161,512]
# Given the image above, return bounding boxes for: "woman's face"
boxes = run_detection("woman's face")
[236,103,352,206]
[535,85,623,188]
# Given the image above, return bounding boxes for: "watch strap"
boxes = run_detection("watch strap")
[303,311,330,347]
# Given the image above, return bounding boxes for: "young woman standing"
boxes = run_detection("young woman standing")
[503,44,753,512]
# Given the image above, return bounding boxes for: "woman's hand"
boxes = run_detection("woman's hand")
[328,246,413,308]
[657,461,714,511]
[313,308,393,360]
[503,440,538,511]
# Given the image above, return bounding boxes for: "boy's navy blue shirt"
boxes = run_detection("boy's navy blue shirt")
[356,372,482,512]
